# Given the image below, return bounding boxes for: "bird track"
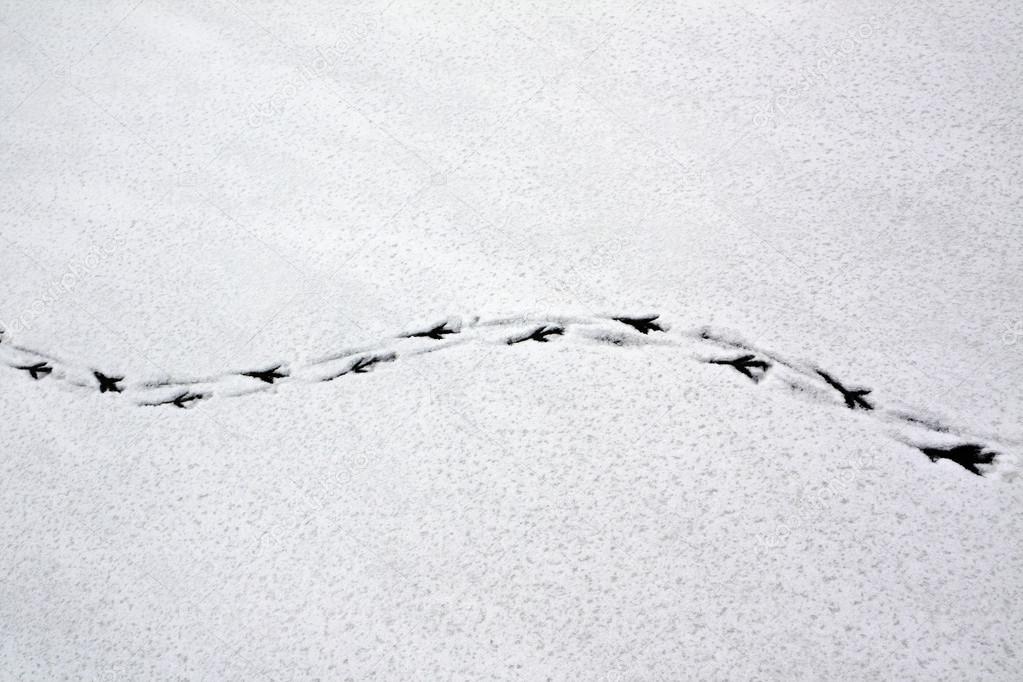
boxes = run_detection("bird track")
[1,313,1018,480]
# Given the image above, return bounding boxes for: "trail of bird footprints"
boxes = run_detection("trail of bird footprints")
[1,313,1018,479]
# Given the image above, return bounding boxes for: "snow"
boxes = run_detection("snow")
[2,1,1022,679]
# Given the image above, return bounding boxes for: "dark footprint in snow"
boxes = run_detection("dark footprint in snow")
[323,353,397,381]
[350,352,396,374]
[612,315,666,334]
[169,391,205,409]
[507,325,564,345]
[241,365,288,384]
[919,444,997,476]
[93,371,123,393]
[816,369,873,410]
[16,362,52,380]
[403,321,459,340]
[708,354,771,383]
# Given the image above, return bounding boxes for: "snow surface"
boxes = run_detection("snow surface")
[2,1,1022,679]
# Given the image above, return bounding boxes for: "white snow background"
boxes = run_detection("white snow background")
[1,1,1021,679]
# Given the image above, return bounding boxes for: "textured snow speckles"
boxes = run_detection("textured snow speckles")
[3,0,1022,677]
